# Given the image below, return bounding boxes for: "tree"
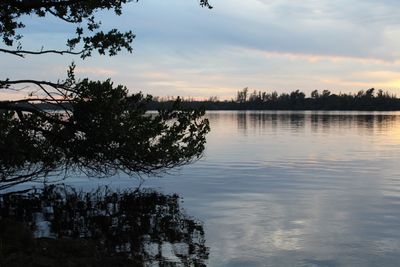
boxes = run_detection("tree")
[0,1,212,190]
[311,90,319,99]
[321,90,331,98]
[236,87,248,103]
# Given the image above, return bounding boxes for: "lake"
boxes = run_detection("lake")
[9,111,400,266]
[141,111,400,267]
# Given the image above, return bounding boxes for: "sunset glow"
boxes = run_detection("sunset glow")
[2,0,400,99]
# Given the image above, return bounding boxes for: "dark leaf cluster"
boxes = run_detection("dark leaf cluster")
[0,1,212,189]
[0,0,136,58]
[0,67,210,189]
[0,0,212,58]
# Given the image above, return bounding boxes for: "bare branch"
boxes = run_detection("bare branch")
[2,79,73,91]
[0,48,83,58]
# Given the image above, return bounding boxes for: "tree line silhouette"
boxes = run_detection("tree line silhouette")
[149,88,400,111]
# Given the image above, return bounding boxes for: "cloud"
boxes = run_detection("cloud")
[2,0,400,99]
[240,47,400,64]
[120,0,400,61]
[74,67,118,77]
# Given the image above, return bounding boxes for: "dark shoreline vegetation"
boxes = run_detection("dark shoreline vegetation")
[17,87,400,112]
[149,88,400,111]
[0,185,208,267]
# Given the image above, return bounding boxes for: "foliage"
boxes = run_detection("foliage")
[0,65,209,189]
[0,0,212,58]
[0,1,211,189]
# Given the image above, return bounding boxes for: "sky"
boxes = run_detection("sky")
[2,0,400,100]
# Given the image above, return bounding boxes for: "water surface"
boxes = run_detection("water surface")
[142,111,400,267]
[19,111,400,266]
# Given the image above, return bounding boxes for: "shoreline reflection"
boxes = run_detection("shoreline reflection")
[0,185,208,266]
[230,111,400,133]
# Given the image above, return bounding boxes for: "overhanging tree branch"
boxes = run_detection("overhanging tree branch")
[0,1,212,189]
[0,48,84,57]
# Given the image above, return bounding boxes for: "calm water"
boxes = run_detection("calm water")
[142,111,400,267]
[17,111,400,266]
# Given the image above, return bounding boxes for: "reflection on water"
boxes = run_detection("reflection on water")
[3,111,400,267]
[232,111,399,133]
[0,186,208,266]
[143,111,400,267]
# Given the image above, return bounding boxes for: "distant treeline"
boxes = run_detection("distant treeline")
[148,88,400,111]
[13,88,400,111]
